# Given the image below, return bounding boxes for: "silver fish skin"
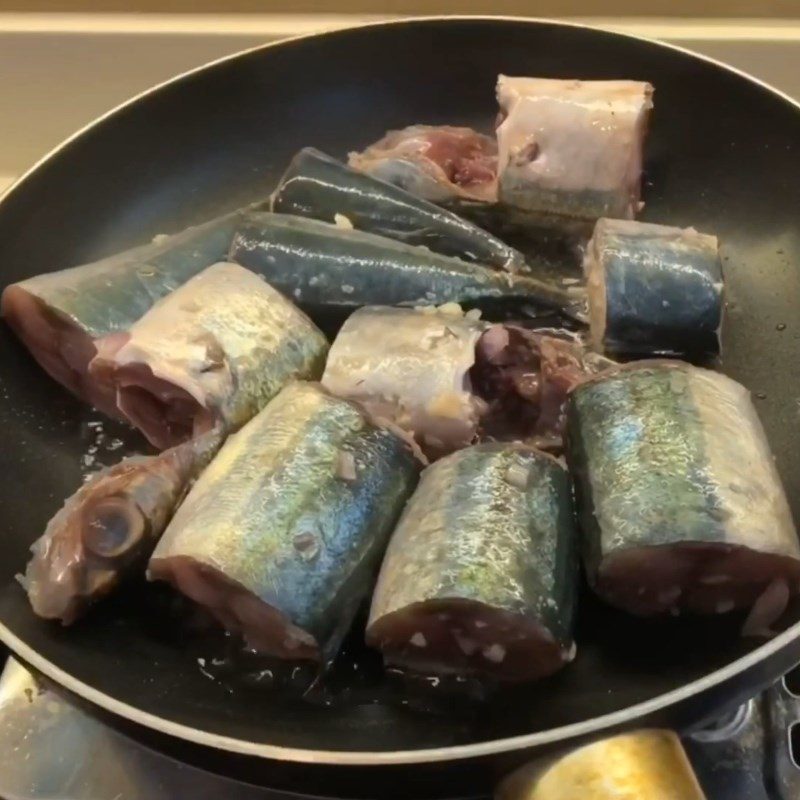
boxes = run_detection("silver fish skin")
[148,382,419,662]
[272,147,525,272]
[229,213,575,315]
[585,218,724,358]
[567,361,800,619]
[367,442,578,682]
[496,77,653,221]
[1,211,245,417]
[22,429,223,625]
[348,125,498,204]
[322,304,487,457]
[323,305,608,458]
[90,262,328,450]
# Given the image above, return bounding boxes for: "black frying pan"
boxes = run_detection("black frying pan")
[1,17,800,799]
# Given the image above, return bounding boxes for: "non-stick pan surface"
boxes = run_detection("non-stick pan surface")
[1,16,800,796]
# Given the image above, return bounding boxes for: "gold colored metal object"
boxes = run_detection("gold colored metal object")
[497,730,707,800]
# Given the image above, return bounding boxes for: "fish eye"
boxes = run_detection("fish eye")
[82,496,147,559]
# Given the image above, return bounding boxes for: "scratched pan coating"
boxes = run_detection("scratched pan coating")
[0,17,799,800]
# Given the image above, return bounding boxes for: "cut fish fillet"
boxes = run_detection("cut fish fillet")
[2,286,118,417]
[349,125,498,203]
[496,76,653,220]
[367,598,569,682]
[90,262,328,449]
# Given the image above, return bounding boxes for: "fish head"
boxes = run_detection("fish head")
[22,433,219,625]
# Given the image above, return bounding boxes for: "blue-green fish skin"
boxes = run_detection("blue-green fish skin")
[367,442,578,682]
[567,361,800,617]
[229,212,573,314]
[271,148,525,272]
[149,382,419,662]
[1,211,246,415]
[6,211,245,339]
[585,218,724,358]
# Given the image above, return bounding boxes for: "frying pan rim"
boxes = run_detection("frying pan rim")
[1,13,799,765]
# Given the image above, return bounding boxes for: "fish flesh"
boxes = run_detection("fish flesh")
[496,77,653,221]
[471,323,611,450]
[367,443,578,682]
[1,211,245,417]
[271,147,525,272]
[90,262,328,450]
[567,361,800,622]
[497,730,706,800]
[322,304,607,457]
[21,429,222,625]
[348,125,497,204]
[148,382,419,662]
[229,213,575,316]
[585,218,724,358]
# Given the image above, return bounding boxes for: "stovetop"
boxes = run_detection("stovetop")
[1,656,799,800]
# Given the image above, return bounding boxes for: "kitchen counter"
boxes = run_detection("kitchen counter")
[1,14,800,190]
